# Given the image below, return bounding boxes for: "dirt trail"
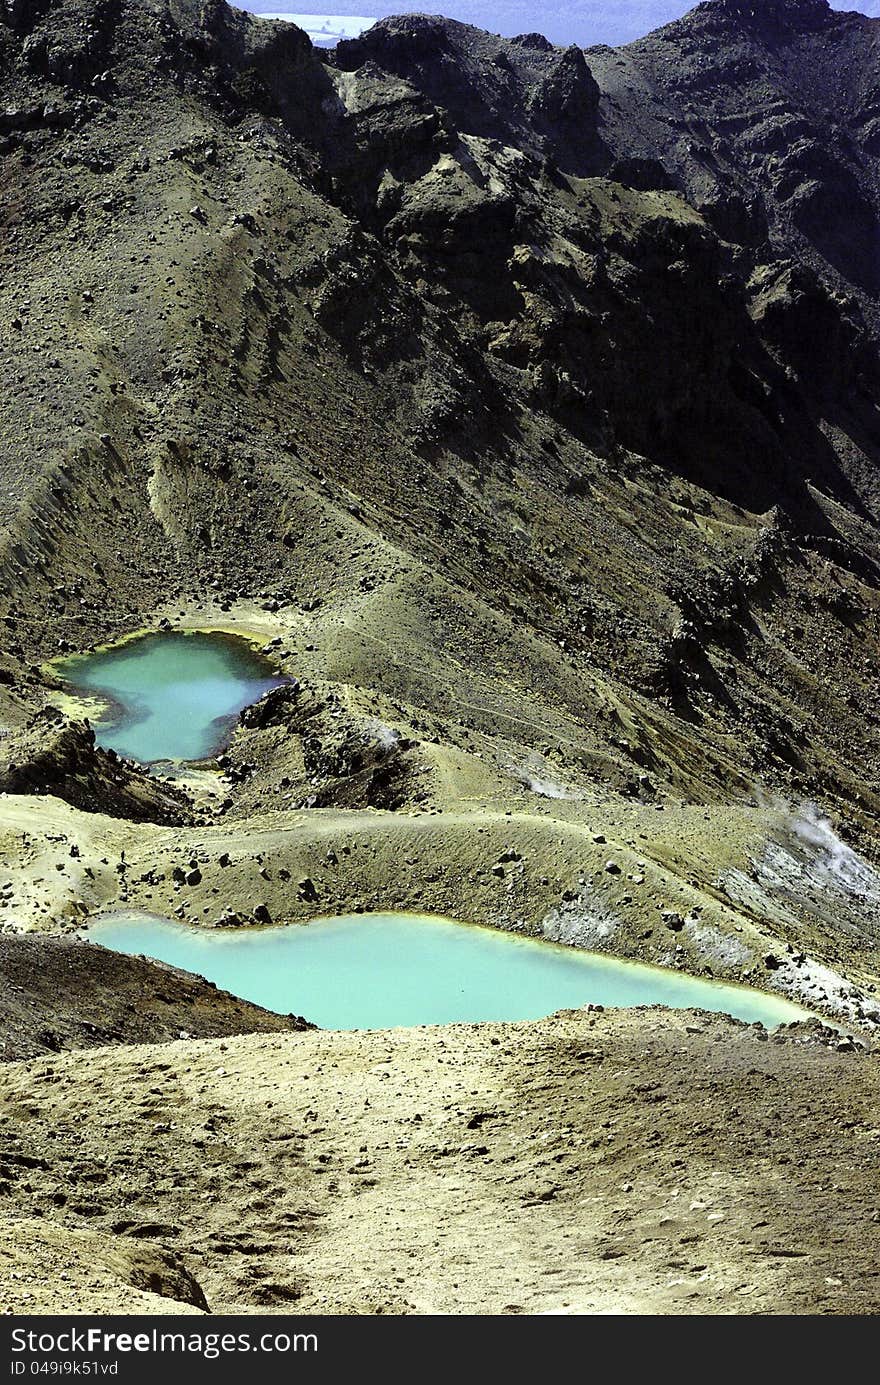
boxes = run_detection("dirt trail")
[0,1009,876,1316]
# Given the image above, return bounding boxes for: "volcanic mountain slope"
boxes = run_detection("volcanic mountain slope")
[0,0,878,819]
[0,8,877,893]
[2,0,880,1321]
[0,0,879,1000]
[589,1,880,306]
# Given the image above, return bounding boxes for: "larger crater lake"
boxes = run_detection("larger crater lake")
[89,911,811,1031]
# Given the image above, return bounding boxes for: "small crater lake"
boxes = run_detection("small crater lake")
[57,630,285,763]
[89,911,811,1031]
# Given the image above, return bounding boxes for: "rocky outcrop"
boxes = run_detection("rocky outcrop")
[335,16,603,175]
[0,710,193,824]
[588,0,880,313]
[231,683,419,813]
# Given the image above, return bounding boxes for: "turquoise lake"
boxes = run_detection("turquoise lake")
[88,911,811,1031]
[58,631,285,763]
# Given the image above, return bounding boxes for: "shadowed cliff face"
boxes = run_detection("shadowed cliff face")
[320,3,880,522]
[334,16,604,176]
[589,0,880,305]
[1,0,880,849]
[330,3,880,312]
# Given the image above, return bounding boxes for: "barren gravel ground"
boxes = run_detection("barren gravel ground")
[0,1008,877,1316]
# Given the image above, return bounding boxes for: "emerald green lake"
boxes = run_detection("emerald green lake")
[58,631,285,763]
[88,911,811,1031]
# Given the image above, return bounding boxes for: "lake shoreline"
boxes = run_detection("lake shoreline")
[86,907,815,1030]
[52,628,287,764]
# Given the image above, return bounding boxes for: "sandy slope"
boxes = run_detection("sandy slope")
[0,1008,876,1316]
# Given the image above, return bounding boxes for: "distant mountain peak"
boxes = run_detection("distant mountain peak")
[692,0,835,34]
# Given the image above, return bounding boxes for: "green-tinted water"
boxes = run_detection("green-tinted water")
[57,631,285,763]
[88,911,811,1031]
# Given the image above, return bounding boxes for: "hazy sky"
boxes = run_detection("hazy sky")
[242,1,880,47]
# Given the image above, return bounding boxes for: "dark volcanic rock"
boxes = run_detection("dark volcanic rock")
[239,681,299,730]
[0,933,314,1060]
[335,15,603,175]
[588,0,880,312]
[0,711,193,825]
